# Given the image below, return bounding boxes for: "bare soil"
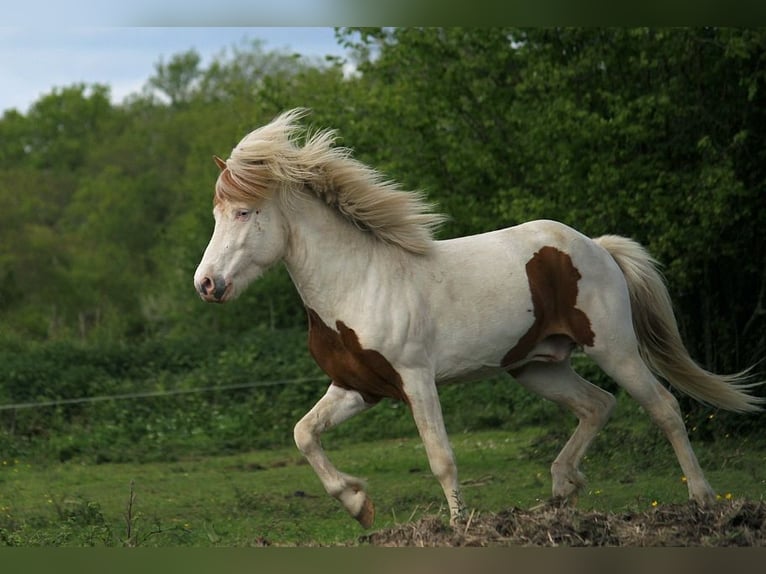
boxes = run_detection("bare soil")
[357,500,766,547]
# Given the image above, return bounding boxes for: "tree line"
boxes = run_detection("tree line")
[0,28,764,379]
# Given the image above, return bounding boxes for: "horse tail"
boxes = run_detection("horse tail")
[593,234,763,413]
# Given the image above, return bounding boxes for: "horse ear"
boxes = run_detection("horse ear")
[213,155,227,171]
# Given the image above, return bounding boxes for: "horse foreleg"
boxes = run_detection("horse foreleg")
[293,384,375,527]
[403,371,466,526]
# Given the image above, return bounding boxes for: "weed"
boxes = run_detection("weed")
[123,480,139,547]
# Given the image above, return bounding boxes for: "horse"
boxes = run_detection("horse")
[193,108,762,528]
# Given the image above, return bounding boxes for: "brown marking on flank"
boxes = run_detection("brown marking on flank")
[502,246,595,369]
[306,308,408,404]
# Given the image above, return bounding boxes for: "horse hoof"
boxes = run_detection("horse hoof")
[692,490,717,507]
[355,496,375,529]
[545,494,577,508]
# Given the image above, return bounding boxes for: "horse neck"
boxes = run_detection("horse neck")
[282,191,382,312]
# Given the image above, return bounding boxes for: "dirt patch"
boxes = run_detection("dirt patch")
[358,500,766,546]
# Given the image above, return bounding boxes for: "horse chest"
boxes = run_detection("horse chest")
[306,308,408,404]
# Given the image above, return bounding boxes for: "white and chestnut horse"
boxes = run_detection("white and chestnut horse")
[194,109,761,528]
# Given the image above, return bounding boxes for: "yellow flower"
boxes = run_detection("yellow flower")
[651,500,659,507]
[680,476,687,483]
[725,492,733,500]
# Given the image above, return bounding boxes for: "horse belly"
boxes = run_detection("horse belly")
[432,314,534,383]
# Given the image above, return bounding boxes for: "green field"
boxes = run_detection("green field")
[2,425,764,547]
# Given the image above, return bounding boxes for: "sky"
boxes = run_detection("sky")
[0,27,348,115]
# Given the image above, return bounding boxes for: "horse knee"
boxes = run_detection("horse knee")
[293,418,315,455]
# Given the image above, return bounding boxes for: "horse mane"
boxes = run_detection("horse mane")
[215,108,446,255]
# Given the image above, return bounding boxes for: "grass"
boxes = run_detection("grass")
[1,425,764,546]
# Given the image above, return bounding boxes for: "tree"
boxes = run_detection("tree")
[147,50,202,107]
[20,84,114,171]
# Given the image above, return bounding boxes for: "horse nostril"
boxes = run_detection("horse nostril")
[212,276,229,300]
[199,276,214,296]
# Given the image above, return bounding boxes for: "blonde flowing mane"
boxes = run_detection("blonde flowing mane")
[214,108,446,254]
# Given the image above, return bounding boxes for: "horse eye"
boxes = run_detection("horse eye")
[235,209,251,220]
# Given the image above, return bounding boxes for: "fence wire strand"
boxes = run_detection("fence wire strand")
[0,376,328,411]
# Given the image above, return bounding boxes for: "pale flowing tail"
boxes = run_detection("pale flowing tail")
[594,235,763,413]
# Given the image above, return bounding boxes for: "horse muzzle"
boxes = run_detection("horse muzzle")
[196,275,231,303]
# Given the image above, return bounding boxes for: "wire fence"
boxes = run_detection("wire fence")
[0,376,328,412]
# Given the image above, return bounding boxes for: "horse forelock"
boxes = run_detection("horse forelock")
[214,110,311,206]
[215,108,446,253]
[213,166,270,204]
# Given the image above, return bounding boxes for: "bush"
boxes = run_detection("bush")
[0,329,760,464]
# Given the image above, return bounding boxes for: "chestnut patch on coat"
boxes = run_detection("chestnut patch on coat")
[306,308,407,404]
[502,246,595,368]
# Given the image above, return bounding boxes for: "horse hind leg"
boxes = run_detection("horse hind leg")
[513,360,616,503]
[293,384,376,527]
[586,343,716,505]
